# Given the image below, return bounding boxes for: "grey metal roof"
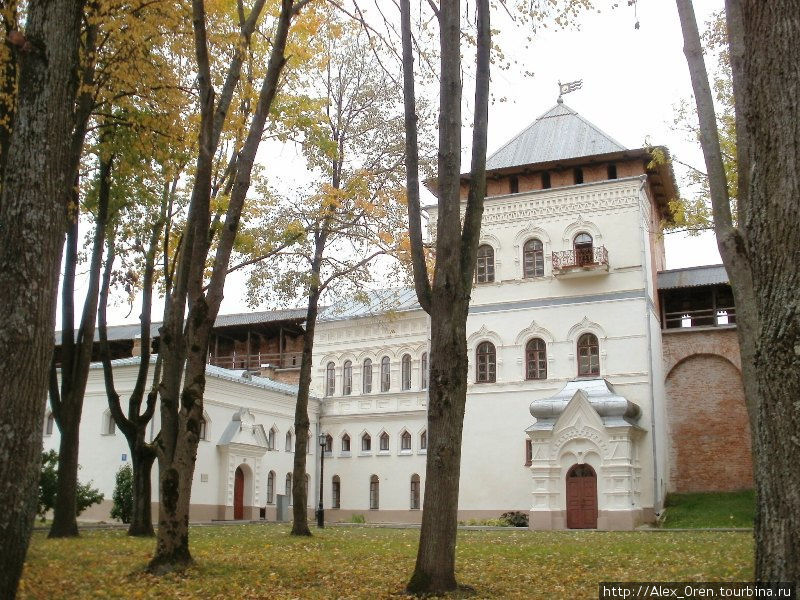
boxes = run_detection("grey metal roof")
[485,102,627,171]
[54,307,307,345]
[320,287,421,321]
[87,355,300,397]
[657,264,729,290]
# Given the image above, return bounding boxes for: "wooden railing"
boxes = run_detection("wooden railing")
[552,246,609,270]
[663,307,736,329]
[209,351,303,371]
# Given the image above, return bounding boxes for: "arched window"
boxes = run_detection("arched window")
[420,430,427,451]
[199,417,207,441]
[341,433,350,452]
[523,238,544,278]
[577,333,600,376]
[379,432,390,452]
[362,359,373,394]
[267,427,276,450]
[45,412,54,436]
[369,475,379,509]
[361,433,371,452]
[401,354,411,390]
[401,430,412,451]
[574,232,594,266]
[410,474,421,509]
[332,475,341,509]
[475,244,495,283]
[380,356,391,392]
[285,473,293,505]
[476,341,496,383]
[421,352,428,390]
[325,362,336,396]
[285,431,293,452]
[525,338,547,380]
[342,360,352,395]
[324,434,333,454]
[267,471,275,504]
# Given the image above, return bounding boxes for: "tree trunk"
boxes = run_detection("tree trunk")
[677,0,800,591]
[405,0,489,593]
[129,439,156,537]
[48,415,80,537]
[290,280,323,536]
[736,2,800,589]
[0,1,85,596]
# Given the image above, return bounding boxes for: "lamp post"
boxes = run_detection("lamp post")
[317,432,326,528]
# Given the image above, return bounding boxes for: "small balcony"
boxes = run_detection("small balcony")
[551,246,609,278]
[209,351,302,371]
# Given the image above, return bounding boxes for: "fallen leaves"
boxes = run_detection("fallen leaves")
[18,525,753,599]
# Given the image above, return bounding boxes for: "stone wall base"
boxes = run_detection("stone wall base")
[529,507,655,531]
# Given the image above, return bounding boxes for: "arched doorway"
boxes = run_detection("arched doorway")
[234,467,245,520]
[566,463,597,529]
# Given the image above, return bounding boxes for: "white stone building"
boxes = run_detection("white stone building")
[49,102,749,530]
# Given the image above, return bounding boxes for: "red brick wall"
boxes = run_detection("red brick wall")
[663,329,753,492]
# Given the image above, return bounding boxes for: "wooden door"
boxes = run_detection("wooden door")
[566,464,597,529]
[234,467,244,520]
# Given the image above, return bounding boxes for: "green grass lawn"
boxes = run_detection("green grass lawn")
[662,490,755,529]
[19,524,752,599]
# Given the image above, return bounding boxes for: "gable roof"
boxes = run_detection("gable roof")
[485,101,627,171]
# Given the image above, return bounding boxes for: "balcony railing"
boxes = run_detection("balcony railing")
[552,246,609,271]
[209,351,302,371]
[663,307,736,329]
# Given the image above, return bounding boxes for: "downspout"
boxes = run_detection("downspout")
[637,175,661,516]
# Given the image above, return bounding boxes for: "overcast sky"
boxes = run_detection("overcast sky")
[74,0,727,325]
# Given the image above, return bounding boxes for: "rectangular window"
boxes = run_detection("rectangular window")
[541,172,551,189]
[525,439,533,466]
[509,176,519,194]
[332,479,340,509]
[410,478,420,510]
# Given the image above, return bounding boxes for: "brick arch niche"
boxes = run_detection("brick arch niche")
[664,352,753,492]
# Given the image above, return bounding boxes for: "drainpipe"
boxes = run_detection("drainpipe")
[637,175,661,516]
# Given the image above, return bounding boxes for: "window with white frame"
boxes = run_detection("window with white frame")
[421,352,428,390]
[102,410,116,435]
[267,471,275,504]
[286,473,292,504]
[380,356,391,391]
[341,433,351,452]
[343,360,352,395]
[476,341,496,383]
[577,332,600,376]
[475,244,495,283]
[332,475,341,509]
[420,430,427,451]
[325,362,336,396]
[285,431,293,452]
[401,354,411,390]
[369,475,379,509]
[401,431,412,452]
[525,338,547,380]
[410,474,421,509]
[199,417,207,441]
[379,432,390,452]
[267,427,276,450]
[523,238,545,278]
[324,434,333,454]
[362,359,373,393]
[45,412,54,436]
[361,433,371,452]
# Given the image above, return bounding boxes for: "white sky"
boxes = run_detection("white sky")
[68,0,726,326]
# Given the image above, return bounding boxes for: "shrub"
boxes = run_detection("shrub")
[110,464,133,524]
[37,450,104,521]
[500,511,529,527]
[349,514,366,523]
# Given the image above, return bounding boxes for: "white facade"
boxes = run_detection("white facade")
[48,103,675,529]
[312,173,669,528]
[44,359,320,521]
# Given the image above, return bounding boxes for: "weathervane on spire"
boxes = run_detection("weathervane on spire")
[557,79,583,103]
